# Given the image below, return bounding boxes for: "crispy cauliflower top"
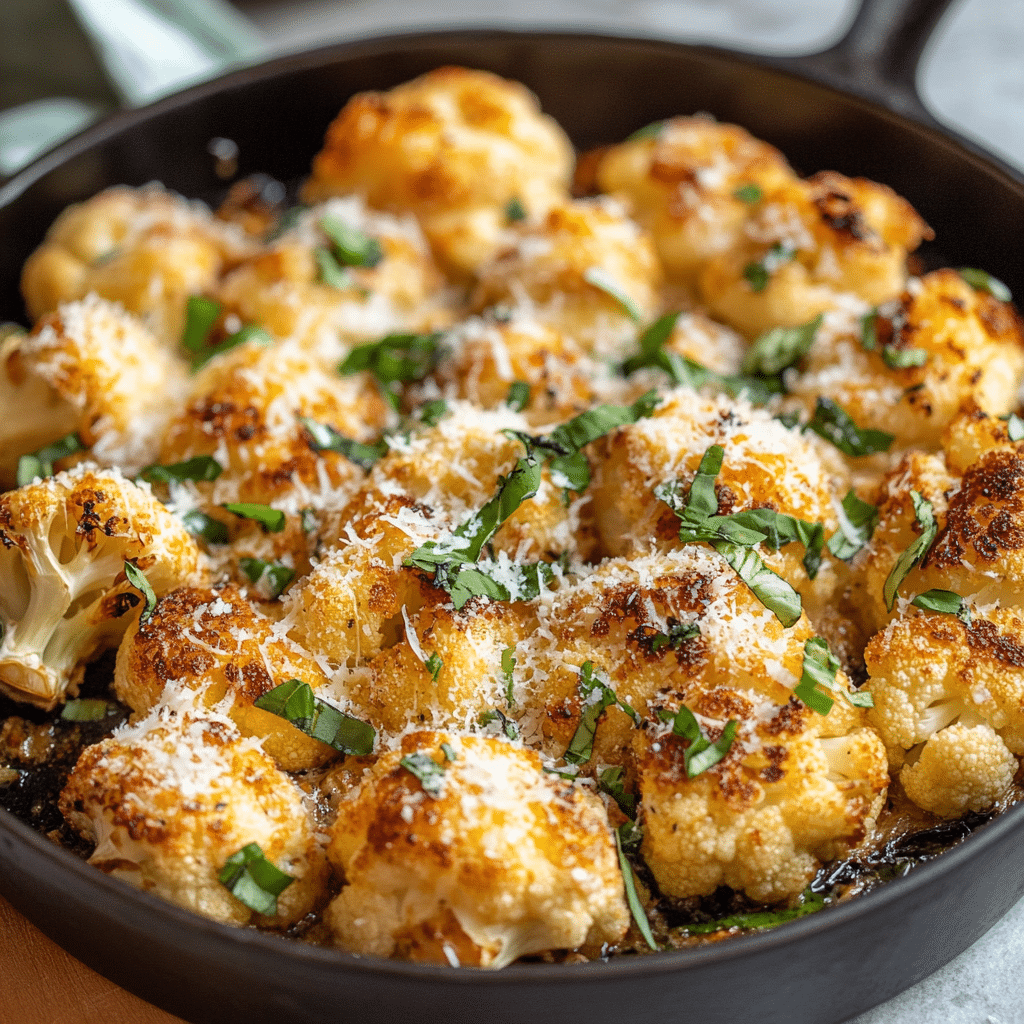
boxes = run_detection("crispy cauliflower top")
[325,730,628,966]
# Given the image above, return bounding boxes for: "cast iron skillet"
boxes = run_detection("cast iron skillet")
[1,2,1023,1022]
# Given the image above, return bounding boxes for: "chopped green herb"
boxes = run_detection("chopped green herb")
[615,822,659,951]
[775,410,803,430]
[17,432,83,486]
[563,662,639,766]
[339,332,443,409]
[61,698,115,722]
[479,707,520,741]
[625,120,665,143]
[742,242,795,293]
[805,397,894,457]
[239,558,295,600]
[301,416,389,470]
[649,620,700,652]
[794,637,840,716]
[959,267,1012,302]
[441,742,458,762]
[425,651,444,683]
[222,502,286,533]
[912,588,971,624]
[320,214,384,268]
[300,507,318,534]
[218,842,294,916]
[710,506,825,579]
[860,310,878,351]
[506,380,531,412]
[583,267,642,323]
[501,647,517,707]
[416,399,449,428]
[598,765,637,819]
[139,455,223,485]
[715,541,803,627]
[181,509,229,545]
[733,183,763,204]
[881,344,928,370]
[1006,413,1024,442]
[505,196,527,222]
[827,490,879,562]
[192,323,272,370]
[683,888,827,934]
[181,295,222,354]
[123,561,157,624]
[254,678,375,755]
[883,490,937,611]
[742,314,822,376]
[315,246,355,289]
[657,704,738,777]
[264,205,306,242]
[845,689,875,708]
[400,751,446,797]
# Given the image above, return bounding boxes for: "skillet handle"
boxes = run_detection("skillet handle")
[770,0,957,124]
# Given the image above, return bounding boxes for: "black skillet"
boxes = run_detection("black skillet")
[1,1,1023,1022]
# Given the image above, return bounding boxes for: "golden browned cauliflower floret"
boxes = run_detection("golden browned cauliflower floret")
[595,115,799,288]
[865,609,1024,817]
[0,295,189,484]
[115,585,339,770]
[21,184,251,342]
[0,465,203,709]
[589,387,849,625]
[472,198,663,357]
[60,699,327,927]
[214,197,454,364]
[303,67,574,275]
[697,171,931,339]
[786,270,1024,452]
[324,730,628,966]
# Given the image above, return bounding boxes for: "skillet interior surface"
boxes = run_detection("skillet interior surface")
[1,28,1024,1024]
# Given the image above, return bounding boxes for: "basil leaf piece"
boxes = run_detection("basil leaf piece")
[881,345,928,370]
[742,242,795,294]
[425,651,443,683]
[657,704,738,777]
[860,310,878,351]
[583,267,642,323]
[625,120,665,143]
[301,416,388,470]
[222,502,286,533]
[959,267,1012,302]
[598,765,637,819]
[684,888,827,934]
[506,380,531,412]
[655,443,724,531]
[805,397,894,457]
[315,246,355,289]
[563,662,639,766]
[254,679,376,755]
[123,561,157,624]
[16,432,83,486]
[239,558,295,600]
[400,751,446,797]
[717,507,826,579]
[218,842,294,916]
[181,295,222,354]
[416,399,449,428]
[1006,413,1024,442]
[320,214,384,268]
[191,323,273,370]
[441,742,458,762]
[733,183,763,204]
[742,314,822,376]
[715,542,803,627]
[139,455,223,485]
[181,509,229,545]
[479,707,520,741]
[912,588,971,624]
[649,620,701,652]
[845,689,875,708]
[615,823,659,951]
[339,332,443,409]
[61,698,115,722]
[501,647,517,707]
[827,489,879,561]
[505,196,527,223]
[794,637,840,716]
[883,490,938,611]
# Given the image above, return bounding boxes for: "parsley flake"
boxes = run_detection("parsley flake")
[218,842,294,917]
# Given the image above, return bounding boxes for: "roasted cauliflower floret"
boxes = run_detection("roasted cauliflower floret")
[865,608,1024,817]
[115,586,339,770]
[21,184,251,343]
[0,466,202,709]
[786,270,1024,452]
[215,197,453,364]
[0,295,188,484]
[59,701,327,926]
[304,66,574,274]
[472,197,663,357]
[324,731,628,966]
[595,115,798,288]
[698,171,931,339]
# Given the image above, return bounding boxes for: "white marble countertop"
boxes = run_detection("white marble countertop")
[236,2,1024,1022]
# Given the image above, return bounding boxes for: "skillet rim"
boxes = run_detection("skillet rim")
[1,22,1023,1006]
